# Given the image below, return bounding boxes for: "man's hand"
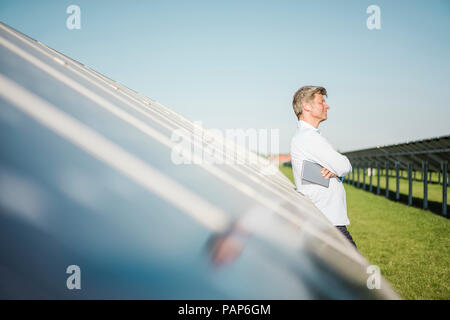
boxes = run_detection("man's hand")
[321,168,336,179]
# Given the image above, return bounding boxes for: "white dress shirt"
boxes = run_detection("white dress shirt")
[290,120,352,226]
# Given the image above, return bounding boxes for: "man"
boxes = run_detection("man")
[290,86,357,248]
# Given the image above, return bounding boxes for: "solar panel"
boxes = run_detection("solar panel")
[0,22,399,299]
[344,135,450,171]
[343,134,449,216]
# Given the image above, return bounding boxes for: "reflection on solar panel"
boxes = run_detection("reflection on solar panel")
[343,136,449,217]
[0,22,399,299]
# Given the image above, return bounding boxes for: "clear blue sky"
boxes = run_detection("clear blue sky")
[1,0,449,154]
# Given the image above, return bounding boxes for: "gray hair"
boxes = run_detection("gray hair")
[292,86,328,119]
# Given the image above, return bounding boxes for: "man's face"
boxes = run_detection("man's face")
[309,93,330,122]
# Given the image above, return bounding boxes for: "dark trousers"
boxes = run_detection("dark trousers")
[336,226,357,249]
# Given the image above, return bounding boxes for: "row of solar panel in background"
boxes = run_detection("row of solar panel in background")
[342,137,449,217]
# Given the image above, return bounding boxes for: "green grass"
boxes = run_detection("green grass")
[279,165,295,183]
[279,165,450,300]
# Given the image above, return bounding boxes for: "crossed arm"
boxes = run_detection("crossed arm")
[321,167,337,179]
[300,133,352,179]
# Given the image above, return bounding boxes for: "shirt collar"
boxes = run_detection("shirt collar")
[298,120,320,134]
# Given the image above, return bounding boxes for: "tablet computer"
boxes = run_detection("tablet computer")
[301,160,330,188]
